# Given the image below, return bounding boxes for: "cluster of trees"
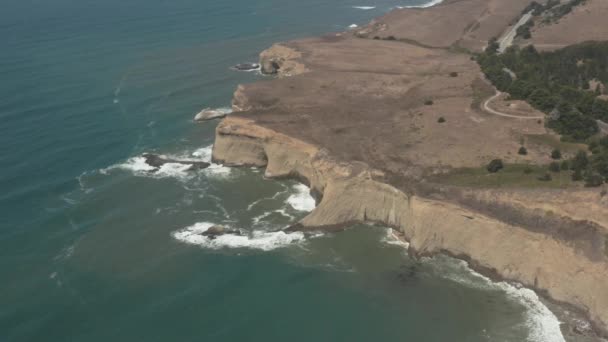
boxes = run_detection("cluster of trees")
[478,42,608,141]
[516,21,534,40]
[515,1,587,40]
[523,0,587,21]
[487,142,607,186]
[546,0,587,20]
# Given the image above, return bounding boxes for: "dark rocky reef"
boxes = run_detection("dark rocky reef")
[142,153,210,171]
[201,225,243,240]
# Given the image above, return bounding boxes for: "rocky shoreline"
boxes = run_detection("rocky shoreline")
[207,0,608,338]
[212,116,608,339]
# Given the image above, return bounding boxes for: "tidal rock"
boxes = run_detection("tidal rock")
[194,108,232,121]
[232,63,260,71]
[201,225,243,239]
[142,153,210,171]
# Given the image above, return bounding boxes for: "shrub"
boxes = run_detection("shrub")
[585,173,604,187]
[560,160,570,170]
[385,36,397,41]
[373,36,380,40]
[571,150,589,170]
[549,162,561,172]
[438,117,446,123]
[523,166,534,174]
[538,173,552,181]
[572,168,583,181]
[487,159,504,173]
[551,149,562,159]
[449,72,459,77]
[518,146,528,155]
[424,99,434,106]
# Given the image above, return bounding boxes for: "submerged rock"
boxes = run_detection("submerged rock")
[194,108,232,121]
[142,153,210,171]
[201,225,243,239]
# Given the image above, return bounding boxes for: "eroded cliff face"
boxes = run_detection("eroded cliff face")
[213,115,608,336]
[258,44,309,77]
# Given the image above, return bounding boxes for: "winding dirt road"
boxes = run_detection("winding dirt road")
[483,91,545,119]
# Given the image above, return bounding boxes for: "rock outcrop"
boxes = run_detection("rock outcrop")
[259,44,309,77]
[142,153,210,171]
[213,115,608,336]
[201,225,243,239]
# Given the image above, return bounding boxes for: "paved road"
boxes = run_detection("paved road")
[483,91,545,119]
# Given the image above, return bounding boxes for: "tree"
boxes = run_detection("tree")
[529,89,557,112]
[571,150,589,170]
[518,146,528,155]
[487,159,504,173]
[551,149,562,159]
[424,99,434,106]
[584,173,604,187]
[572,168,583,181]
[437,117,446,123]
[549,162,561,172]
[561,160,570,171]
[486,38,499,54]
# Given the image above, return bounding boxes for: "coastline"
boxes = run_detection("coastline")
[209,0,608,339]
[212,115,607,339]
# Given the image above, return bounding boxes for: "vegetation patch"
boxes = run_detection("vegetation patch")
[431,163,579,189]
[477,42,608,186]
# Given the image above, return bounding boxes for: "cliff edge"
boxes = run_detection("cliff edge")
[211,0,608,337]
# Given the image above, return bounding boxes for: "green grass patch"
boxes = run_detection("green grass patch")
[430,163,579,189]
[525,134,585,154]
[470,78,495,111]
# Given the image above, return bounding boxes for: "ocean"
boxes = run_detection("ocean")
[0,0,565,341]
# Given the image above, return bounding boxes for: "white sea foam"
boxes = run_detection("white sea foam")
[397,0,444,9]
[349,24,359,28]
[102,144,232,180]
[381,228,410,248]
[352,6,376,10]
[155,162,194,177]
[252,209,295,225]
[173,222,305,251]
[191,145,213,161]
[430,258,565,342]
[191,145,233,178]
[286,184,316,212]
[103,156,195,180]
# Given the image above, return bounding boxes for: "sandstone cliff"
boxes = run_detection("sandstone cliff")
[211,0,608,337]
[213,116,608,336]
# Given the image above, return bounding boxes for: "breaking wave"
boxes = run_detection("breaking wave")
[352,6,376,10]
[172,222,305,251]
[428,257,565,342]
[398,0,444,9]
[286,184,316,212]
[381,228,410,248]
[101,145,231,180]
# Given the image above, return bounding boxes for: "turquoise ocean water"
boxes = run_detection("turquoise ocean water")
[0,0,566,341]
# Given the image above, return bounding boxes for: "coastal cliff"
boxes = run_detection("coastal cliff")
[213,116,608,336]
[211,0,608,337]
